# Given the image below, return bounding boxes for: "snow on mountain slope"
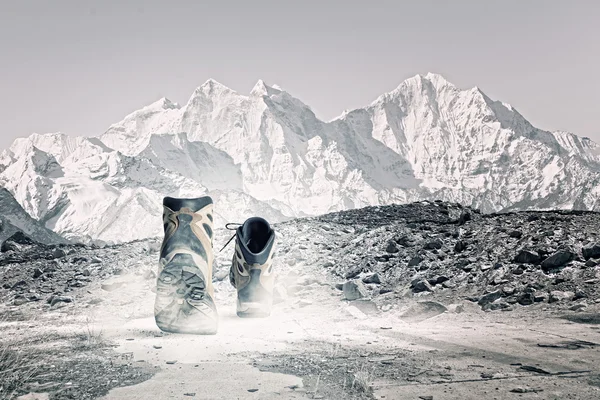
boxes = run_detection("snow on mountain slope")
[0,188,67,245]
[1,130,283,243]
[553,130,600,163]
[9,132,112,164]
[0,138,209,243]
[1,143,64,221]
[177,80,391,214]
[138,132,243,191]
[99,73,600,216]
[342,73,600,211]
[100,98,182,156]
[4,72,600,243]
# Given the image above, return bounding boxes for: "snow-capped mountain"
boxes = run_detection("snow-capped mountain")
[0,133,284,243]
[2,73,600,243]
[0,188,67,245]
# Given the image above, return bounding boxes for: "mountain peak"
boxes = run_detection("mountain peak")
[250,79,281,97]
[197,78,233,95]
[422,72,457,91]
[397,73,457,92]
[424,72,450,83]
[201,78,220,87]
[146,97,180,111]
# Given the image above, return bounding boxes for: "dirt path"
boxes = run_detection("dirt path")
[77,269,600,400]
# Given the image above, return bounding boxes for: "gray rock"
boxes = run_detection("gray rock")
[385,241,399,254]
[342,280,369,300]
[478,290,502,307]
[428,275,449,286]
[362,273,381,284]
[541,250,575,271]
[569,303,587,311]
[549,290,575,303]
[13,295,29,306]
[502,286,515,296]
[514,250,542,264]
[458,210,471,225]
[424,239,443,250]
[408,256,423,267]
[512,266,525,275]
[52,248,67,259]
[584,259,598,268]
[582,243,600,260]
[411,279,434,293]
[517,292,535,306]
[456,259,472,271]
[341,226,355,234]
[454,240,467,253]
[534,292,549,302]
[50,295,73,307]
[344,265,363,279]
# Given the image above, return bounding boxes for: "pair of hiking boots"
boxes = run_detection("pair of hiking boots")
[153,196,276,334]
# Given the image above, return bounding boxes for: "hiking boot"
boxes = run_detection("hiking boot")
[228,217,276,318]
[154,196,218,334]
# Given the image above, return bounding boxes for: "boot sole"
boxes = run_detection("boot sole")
[154,258,218,335]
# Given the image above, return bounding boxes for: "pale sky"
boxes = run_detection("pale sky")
[1,0,598,150]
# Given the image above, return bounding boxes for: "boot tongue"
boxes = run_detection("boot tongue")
[163,196,213,212]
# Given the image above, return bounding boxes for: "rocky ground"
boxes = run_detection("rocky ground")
[1,201,600,399]
[309,201,600,312]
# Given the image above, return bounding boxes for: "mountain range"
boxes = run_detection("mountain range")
[1,72,599,244]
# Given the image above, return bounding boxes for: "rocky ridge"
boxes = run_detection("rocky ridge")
[2,201,599,315]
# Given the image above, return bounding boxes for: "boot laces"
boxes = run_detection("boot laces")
[219,222,242,253]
